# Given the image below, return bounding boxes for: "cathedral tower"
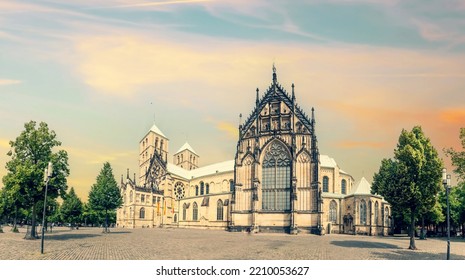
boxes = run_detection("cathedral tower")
[139,124,169,187]
[231,66,320,234]
[173,142,199,170]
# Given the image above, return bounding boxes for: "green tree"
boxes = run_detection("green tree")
[445,128,465,237]
[82,203,98,226]
[0,189,4,233]
[60,187,83,228]
[372,126,443,250]
[88,162,122,233]
[2,121,69,239]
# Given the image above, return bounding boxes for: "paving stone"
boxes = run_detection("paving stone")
[1,226,464,260]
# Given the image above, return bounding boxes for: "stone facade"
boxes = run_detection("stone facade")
[116,68,391,235]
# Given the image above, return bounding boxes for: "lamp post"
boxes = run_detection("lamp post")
[40,162,53,254]
[442,168,451,260]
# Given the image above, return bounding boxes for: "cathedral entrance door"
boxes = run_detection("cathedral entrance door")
[343,214,353,234]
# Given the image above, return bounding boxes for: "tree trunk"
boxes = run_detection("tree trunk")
[24,204,38,239]
[12,206,18,232]
[103,209,109,233]
[462,223,465,239]
[409,211,417,250]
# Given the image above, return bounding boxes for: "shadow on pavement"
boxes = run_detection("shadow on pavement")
[331,240,400,249]
[45,233,101,240]
[371,250,465,260]
[106,231,132,234]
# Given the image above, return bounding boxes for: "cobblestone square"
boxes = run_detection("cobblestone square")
[1,226,464,260]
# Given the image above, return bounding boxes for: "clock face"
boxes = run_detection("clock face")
[174,182,185,200]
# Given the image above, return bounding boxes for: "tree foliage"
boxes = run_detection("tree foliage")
[60,187,83,227]
[88,162,122,233]
[445,128,465,236]
[372,126,442,249]
[1,121,69,239]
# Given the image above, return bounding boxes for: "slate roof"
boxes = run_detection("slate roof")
[175,142,198,155]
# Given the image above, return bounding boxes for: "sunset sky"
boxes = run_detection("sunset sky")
[1,0,465,200]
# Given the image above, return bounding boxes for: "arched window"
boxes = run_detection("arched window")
[195,186,199,196]
[323,176,329,192]
[329,200,337,223]
[129,191,133,203]
[177,155,180,164]
[341,179,347,194]
[200,182,204,195]
[193,202,198,221]
[360,200,367,225]
[174,214,177,223]
[206,183,209,194]
[375,201,379,225]
[229,180,234,192]
[261,141,291,211]
[139,207,145,219]
[182,203,187,221]
[217,199,224,221]
[384,207,389,227]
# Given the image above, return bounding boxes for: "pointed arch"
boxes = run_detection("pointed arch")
[384,206,390,227]
[296,151,311,188]
[192,202,198,221]
[182,203,187,221]
[261,140,291,211]
[329,200,337,223]
[241,154,254,189]
[217,199,224,221]
[360,200,367,225]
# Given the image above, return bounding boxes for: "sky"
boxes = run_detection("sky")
[1,0,465,200]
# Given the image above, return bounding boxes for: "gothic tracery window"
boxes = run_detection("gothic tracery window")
[375,201,379,225]
[217,199,224,221]
[360,200,367,225]
[193,202,198,221]
[261,141,291,211]
[182,203,187,221]
[329,200,337,223]
[384,206,390,227]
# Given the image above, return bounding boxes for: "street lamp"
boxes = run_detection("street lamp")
[442,168,452,260]
[41,162,53,254]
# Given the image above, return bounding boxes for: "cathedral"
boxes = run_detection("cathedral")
[117,68,391,235]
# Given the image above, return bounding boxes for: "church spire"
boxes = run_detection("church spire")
[272,63,277,84]
[292,83,295,101]
[256,88,259,106]
[311,107,315,123]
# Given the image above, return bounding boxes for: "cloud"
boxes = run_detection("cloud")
[334,140,387,149]
[0,138,10,149]
[440,108,465,124]
[0,79,21,86]
[104,0,211,9]
[216,121,239,139]
[63,145,134,165]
